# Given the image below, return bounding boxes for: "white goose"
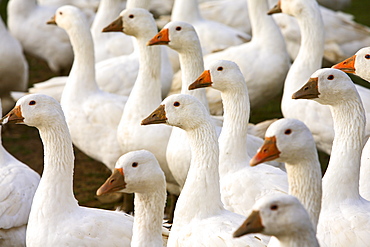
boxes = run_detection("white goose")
[148,21,276,188]
[333,46,370,200]
[250,118,322,231]
[0,16,28,112]
[110,8,179,195]
[171,0,251,55]
[7,0,73,74]
[189,60,288,215]
[269,0,370,155]
[142,93,267,247]
[293,68,370,246]
[233,194,320,247]
[49,5,127,171]
[97,150,168,247]
[1,94,133,246]
[0,102,40,246]
[203,0,290,110]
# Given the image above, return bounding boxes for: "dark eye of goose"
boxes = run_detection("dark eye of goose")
[270,204,278,211]
[29,100,36,106]
[174,101,180,107]
[284,129,292,135]
[132,162,138,167]
[217,67,223,71]
[59,11,63,15]
[129,14,134,18]
[365,54,370,59]
[175,26,182,31]
[327,75,334,80]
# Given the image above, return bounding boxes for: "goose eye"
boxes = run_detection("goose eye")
[29,100,36,106]
[175,26,182,31]
[129,14,134,18]
[327,75,334,80]
[132,162,138,167]
[270,204,278,211]
[365,54,370,59]
[174,101,180,107]
[217,67,223,71]
[59,11,63,15]
[284,129,292,135]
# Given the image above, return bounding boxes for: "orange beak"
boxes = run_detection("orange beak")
[189,70,213,90]
[46,15,57,25]
[332,55,356,74]
[147,28,170,46]
[102,16,123,33]
[0,105,24,125]
[250,136,280,166]
[96,168,126,196]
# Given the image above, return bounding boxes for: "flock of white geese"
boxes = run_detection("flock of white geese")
[1,0,370,246]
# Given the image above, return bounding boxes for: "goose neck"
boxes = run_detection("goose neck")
[65,17,98,92]
[278,230,319,247]
[124,29,162,111]
[171,0,202,22]
[131,184,166,247]
[174,121,224,222]
[285,158,322,232]
[283,1,324,97]
[323,97,365,202]
[126,0,150,9]
[178,46,209,110]
[36,120,78,211]
[218,88,250,173]
[248,0,282,44]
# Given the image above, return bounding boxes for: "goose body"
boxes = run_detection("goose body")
[97,150,168,247]
[1,94,133,246]
[7,0,73,74]
[233,194,320,247]
[142,93,266,247]
[189,60,288,215]
[203,0,290,110]
[293,68,370,247]
[53,5,127,170]
[0,17,28,112]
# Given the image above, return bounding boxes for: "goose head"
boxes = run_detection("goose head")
[1,94,65,128]
[250,118,316,166]
[147,21,200,53]
[103,8,156,37]
[292,68,357,106]
[233,194,313,238]
[47,5,87,30]
[189,60,246,92]
[332,47,370,82]
[141,94,210,131]
[97,150,165,195]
